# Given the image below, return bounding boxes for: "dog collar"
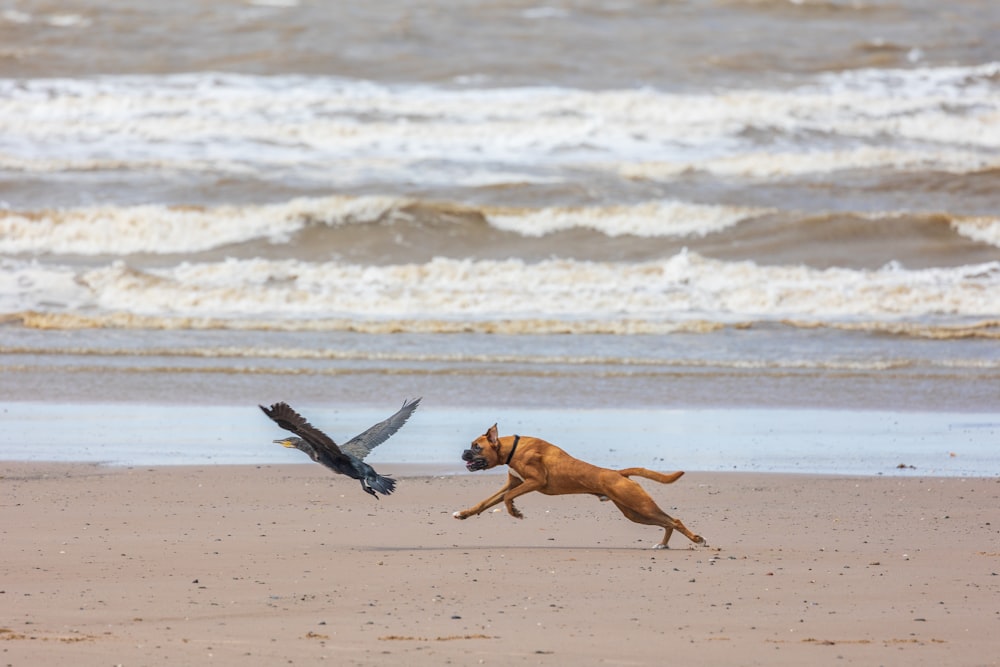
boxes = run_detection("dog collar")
[505,435,520,466]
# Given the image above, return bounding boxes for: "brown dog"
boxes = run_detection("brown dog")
[453,424,706,549]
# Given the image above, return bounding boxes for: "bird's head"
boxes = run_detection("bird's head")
[273,436,321,463]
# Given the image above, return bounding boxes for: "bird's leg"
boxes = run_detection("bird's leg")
[361,481,378,500]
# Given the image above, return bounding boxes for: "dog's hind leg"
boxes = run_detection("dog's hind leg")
[604,480,706,548]
[654,514,705,549]
[612,500,705,548]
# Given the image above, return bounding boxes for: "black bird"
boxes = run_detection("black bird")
[259,398,420,499]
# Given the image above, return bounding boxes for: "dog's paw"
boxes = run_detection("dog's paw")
[452,511,468,520]
[508,505,524,519]
[652,543,670,550]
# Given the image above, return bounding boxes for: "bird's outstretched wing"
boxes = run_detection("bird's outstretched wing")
[341,397,421,460]
[259,402,347,459]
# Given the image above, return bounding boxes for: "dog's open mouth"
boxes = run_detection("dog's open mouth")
[462,448,489,472]
[465,458,489,472]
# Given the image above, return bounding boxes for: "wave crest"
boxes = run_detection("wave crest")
[5,253,997,325]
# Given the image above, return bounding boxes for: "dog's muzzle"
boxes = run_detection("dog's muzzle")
[461,449,489,472]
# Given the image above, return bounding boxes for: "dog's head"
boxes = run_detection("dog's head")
[461,423,502,472]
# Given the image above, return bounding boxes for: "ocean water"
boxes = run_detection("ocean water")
[0,0,997,471]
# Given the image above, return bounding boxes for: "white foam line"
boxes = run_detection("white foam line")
[1,63,997,170]
[487,201,773,238]
[29,253,990,321]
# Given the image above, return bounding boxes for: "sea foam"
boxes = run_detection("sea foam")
[1,64,996,183]
[4,253,995,325]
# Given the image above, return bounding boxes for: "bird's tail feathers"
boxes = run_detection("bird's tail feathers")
[367,473,396,496]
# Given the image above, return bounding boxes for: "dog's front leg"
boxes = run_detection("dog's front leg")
[453,475,523,519]
[501,478,544,519]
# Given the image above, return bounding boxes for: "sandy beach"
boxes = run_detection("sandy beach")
[3,1,998,665]
[3,462,998,666]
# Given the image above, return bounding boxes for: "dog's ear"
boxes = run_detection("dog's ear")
[486,423,499,446]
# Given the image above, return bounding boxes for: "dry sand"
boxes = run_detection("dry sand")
[2,462,998,666]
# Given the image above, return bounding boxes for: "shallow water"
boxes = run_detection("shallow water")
[1,325,997,411]
[3,402,996,478]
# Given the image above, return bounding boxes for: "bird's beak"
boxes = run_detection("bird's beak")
[273,438,296,448]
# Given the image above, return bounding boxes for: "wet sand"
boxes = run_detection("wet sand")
[2,462,998,666]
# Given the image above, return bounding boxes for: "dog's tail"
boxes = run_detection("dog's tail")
[617,468,684,485]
